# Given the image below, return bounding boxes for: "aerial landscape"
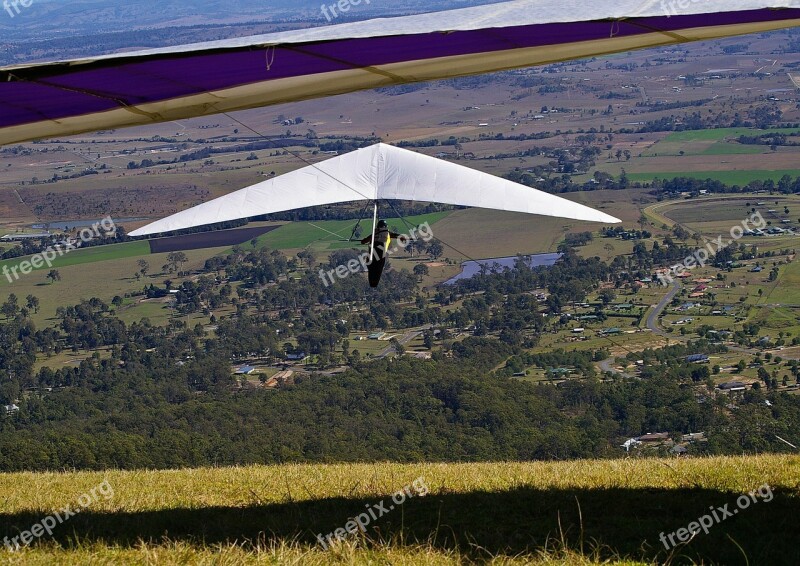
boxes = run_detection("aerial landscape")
[1,0,799,564]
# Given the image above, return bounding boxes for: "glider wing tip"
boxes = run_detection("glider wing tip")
[129,225,156,237]
[588,212,621,224]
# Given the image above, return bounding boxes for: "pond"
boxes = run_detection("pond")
[443,253,561,285]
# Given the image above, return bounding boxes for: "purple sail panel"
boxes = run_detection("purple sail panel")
[1,8,799,133]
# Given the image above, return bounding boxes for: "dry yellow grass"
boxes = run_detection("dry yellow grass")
[0,456,797,564]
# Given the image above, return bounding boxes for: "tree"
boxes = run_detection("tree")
[691,365,710,382]
[297,249,317,268]
[413,264,429,277]
[166,252,188,274]
[25,294,39,314]
[598,288,616,305]
[1,294,18,319]
[389,337,405,356]
[137,259,150,277]
[46,269,61,284]
[427,240,444,259]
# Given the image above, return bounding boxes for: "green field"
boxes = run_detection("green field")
[0,245,228,328]
[0,456,796,564]
[253,211,451,252]
[0,241,151,286]
[0,212,449,289]
[760,259,800,306]
[621,126,800,164]
[642,141,765,157]
[659,196,797,224]
[629,169,800,185]
[696,142,766,155]
[661,127,800,143]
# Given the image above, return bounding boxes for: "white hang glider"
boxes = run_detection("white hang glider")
[129,143,623,285]
[129,143,621,238]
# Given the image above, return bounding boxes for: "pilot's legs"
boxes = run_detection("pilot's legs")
[367,257,386,287]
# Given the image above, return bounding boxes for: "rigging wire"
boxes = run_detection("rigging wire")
[348,199,374,242]
[306,221,352,241]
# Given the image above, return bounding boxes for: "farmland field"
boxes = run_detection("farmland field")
[256,211,452,253]
[638,127,800,158]
[0,241,151,284]
[0,246,230,327]
[629,169,800,184]
[660,127,800,143]
[760,259,800,306]
[148,225,280,253]
[658,196,799,225]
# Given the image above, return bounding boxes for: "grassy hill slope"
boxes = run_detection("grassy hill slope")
[0,455,797,564]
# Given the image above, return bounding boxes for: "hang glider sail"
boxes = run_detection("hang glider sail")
[130,143,621,286]
[2,0,800,145]
[129,143,621,238]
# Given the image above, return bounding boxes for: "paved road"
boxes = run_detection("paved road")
[375,325,431,359]
[646,280,682,337]
[599,357,635,378]
[599,280,680,377]
[643,281,765,358]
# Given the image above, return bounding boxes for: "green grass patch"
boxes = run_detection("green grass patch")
[698,142,766,156]
[642,141,765,157]
[0,241,151,286]
[661,127,800,143]
[251,211,451,252]
[660,197,797,224]
[760,260,800,305]
[629,170,800,185]
[113,300,176,325]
